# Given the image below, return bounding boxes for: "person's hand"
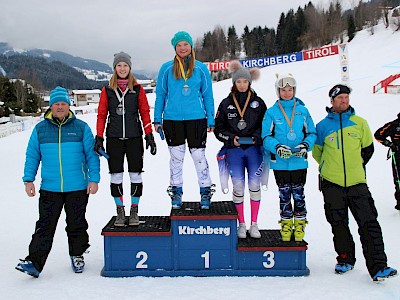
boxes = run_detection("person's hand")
[145,133,157,155]
[233,136,240,147]
[87,182,98,194]
[276,145,292,159]
[293,143,308,157]
[25,182,36,197]
[94,136,105,156]
[383,140,399,152]
[207,127,214,133]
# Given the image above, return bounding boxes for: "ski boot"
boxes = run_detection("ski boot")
[249,222,261,239]
[15,259,40,278]
[129,206,139,226]
[237,223,247,239]
[279,219,293,242]
[335,263,354,274]
[200,184,216,209]
[293,219,308,242]
[70,255,85,273]
[114,206,126,227]
[167,186,183,209]
[372,267,398,282]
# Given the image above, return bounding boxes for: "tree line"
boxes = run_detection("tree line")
[195,0,400,80]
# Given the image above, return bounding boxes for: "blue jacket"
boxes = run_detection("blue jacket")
[154,58,215,127]
[262,97,316,171]
[22,110,100,192]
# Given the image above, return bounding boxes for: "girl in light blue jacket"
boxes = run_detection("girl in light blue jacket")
[154,31,215,210]
[261,74,316,242]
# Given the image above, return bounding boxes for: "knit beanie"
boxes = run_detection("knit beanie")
[50,86,70,106]
[329,84,351,100]
[113,52,132,69]
[228,60,260,84]
[171,31,193,48]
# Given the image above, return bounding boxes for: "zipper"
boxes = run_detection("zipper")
[339,113,347,187]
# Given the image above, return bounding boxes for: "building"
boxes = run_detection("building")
[71,89,102,106]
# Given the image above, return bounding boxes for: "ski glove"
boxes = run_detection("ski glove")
[145,133,157,155]
[94,136,105,156]
[276,145,292,159]
[383,140,399,152]
[293,142,308,158]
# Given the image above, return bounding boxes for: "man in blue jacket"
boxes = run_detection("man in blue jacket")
[16,86,100,278]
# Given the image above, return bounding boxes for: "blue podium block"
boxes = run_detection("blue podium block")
[101,201,309,277]
[101,216,173,277]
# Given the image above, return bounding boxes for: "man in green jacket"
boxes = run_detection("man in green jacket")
[312,84,397,282]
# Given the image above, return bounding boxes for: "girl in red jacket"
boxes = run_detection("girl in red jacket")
[95,52,156,227]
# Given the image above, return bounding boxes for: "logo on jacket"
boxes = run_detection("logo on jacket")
[348,132,359,137]
[227,105,236,110]
[250,101,259,108]
[227,113,237,119]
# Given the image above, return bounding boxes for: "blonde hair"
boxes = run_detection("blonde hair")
[173,48,196,79]
[109,69,137,91]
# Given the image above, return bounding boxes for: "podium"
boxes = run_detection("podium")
[101,201,309,277]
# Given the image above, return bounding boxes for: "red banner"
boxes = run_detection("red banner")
[302,45,338,60]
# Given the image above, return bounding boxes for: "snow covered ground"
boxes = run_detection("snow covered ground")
[1,23,399,299]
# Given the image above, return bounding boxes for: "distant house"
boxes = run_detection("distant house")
[137,79,156,94]
[71,89,102,106]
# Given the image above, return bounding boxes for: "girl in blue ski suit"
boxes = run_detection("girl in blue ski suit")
[262,74,316,242]
[153,31,215,210]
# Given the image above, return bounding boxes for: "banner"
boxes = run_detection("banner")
[205,44,343,71]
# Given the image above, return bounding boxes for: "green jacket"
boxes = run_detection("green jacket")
[312,106,374,187]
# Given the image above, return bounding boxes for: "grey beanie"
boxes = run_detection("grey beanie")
[113,52,132,69]
[232,68,252,84]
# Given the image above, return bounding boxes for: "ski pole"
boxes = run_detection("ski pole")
[392,151,400,190]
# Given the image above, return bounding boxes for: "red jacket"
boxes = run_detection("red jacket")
[96,83,152,138]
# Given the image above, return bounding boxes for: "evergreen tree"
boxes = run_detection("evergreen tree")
[227,25,241,59]
[347,14,356,41]
[275,13,286,54]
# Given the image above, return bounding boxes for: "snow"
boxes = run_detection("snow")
[1,22,400,299]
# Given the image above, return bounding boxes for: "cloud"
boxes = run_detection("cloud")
[0,0,330,74]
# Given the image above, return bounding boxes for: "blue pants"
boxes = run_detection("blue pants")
[226,146,263,198]
[273,169,307,219]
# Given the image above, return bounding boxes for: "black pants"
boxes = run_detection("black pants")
[106,137,144,173]
[321,180,387,277]
[163,119,207,148]
[26,190,90,272]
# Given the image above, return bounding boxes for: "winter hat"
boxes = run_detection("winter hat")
[113,52,132,69]
[329,84,351,100]
[171,31,193,48]
[49,86,70,106]
[229,60,260,84]
[275,73,297,98]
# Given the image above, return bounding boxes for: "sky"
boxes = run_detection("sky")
[0,0,346,73]
[0,19,399,299]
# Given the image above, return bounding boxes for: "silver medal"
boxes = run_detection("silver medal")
[116,103,125,115]
[237,119,247,130]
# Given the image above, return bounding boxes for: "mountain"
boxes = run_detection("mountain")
[0,54,108,90]
[0,42,151,81]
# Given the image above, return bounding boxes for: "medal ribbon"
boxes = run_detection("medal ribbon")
[277,99,296,129]
[176,55,188,84]
[232,91,251,122]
